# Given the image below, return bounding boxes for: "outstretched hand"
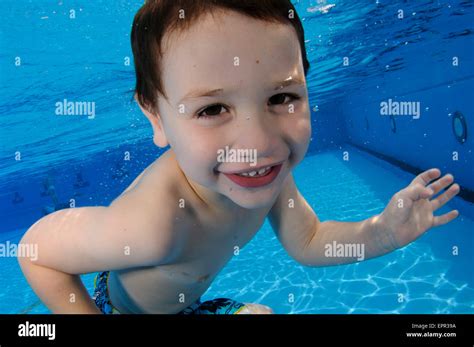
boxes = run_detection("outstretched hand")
[378,168,460,250]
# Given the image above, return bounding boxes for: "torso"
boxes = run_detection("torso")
[107,149,271,313]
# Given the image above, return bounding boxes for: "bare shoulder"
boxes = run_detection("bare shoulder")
[105,150,193,265]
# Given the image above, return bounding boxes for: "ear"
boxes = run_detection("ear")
[135,94,169,148]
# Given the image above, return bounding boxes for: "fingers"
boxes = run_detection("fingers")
[404,183,433,201]
[431,183,460,210]
[427,174,454,195]
[408,170,460,207]
[410,168,441,187]
[432,210,459,227]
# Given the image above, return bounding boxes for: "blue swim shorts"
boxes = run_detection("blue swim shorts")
[92,271,246,315]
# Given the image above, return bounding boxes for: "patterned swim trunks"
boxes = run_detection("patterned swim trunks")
[92,271,246,314]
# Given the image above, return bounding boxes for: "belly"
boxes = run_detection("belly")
[107,264,220,314]
[105,208,266,313]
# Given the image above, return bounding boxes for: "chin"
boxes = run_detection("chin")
[224,188,279,210]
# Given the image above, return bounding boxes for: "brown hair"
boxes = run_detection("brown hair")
[131,0,310,111]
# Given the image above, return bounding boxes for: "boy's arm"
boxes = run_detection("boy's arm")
[18,183,181,313]
[269,169,459,266]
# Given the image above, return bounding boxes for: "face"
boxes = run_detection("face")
[147,10,311,210]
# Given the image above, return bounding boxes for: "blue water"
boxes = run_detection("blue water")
[1,0,473,313]
[2,147,473,314]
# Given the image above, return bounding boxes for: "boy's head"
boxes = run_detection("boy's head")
[131,0,312,209]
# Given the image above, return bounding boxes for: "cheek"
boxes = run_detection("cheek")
[295,118,312,161]
[298,115,312,139]
[277,112,311,168]
[172,128,222,175]
[283,112,312,150]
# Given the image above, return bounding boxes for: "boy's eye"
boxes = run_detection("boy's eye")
[197,104,227,118]
[195,93,301,119]
[268,93,300,106]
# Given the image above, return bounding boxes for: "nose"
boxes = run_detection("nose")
[233,113,279,160]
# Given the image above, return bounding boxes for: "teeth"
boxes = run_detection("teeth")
[236,166,271,177]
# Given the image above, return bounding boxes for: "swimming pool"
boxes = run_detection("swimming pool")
[1,0,473,314]
[1,147,473,314]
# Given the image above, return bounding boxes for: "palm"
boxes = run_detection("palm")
[380,169,459,249]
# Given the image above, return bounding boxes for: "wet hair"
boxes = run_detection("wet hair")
[131,0,310,111]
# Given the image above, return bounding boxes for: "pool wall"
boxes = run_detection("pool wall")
[338,27,474,193]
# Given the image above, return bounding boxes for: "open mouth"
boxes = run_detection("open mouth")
[221,163,283,188]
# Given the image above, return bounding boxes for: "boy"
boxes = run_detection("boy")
[19,0,460,314]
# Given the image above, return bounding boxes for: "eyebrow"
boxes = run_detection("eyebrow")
[177,75,306,105]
